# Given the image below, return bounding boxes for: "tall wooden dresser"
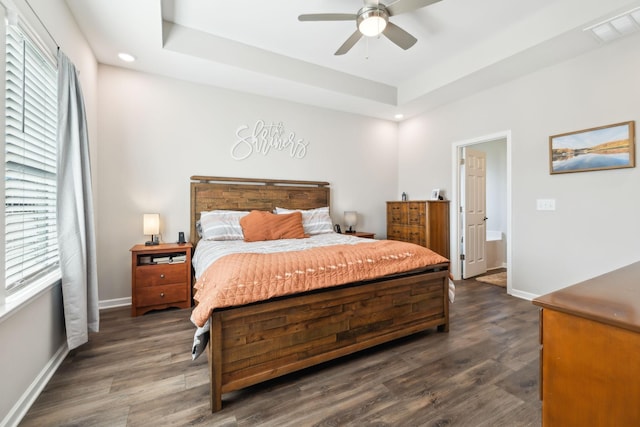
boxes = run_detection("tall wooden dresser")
[386,200,450,259]
[533,261,640,426]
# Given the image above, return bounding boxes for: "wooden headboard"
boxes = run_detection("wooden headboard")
[190,176,330,246]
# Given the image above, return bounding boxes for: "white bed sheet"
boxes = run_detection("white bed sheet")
[192,232,371,280]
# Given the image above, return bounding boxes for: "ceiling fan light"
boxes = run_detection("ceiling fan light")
[358,11,387,37]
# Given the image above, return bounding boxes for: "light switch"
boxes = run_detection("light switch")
[536,199,556,211]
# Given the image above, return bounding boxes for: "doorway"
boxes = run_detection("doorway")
[450,131,512,292]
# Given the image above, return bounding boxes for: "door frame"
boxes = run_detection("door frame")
[450,130,512,291]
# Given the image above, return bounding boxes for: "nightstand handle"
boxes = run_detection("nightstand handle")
[160,274,165,279]
[160,292,165,298]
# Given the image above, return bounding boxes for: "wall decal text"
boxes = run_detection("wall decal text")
[231,120,309,160]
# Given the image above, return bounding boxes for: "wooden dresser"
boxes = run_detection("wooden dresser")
[130,243,193,316]
[533,261,640,426]
[386,200,449,258]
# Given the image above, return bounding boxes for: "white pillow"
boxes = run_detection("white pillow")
[199,210,248,241]
[274,206,333,235]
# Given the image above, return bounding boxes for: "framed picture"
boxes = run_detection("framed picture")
[430,189,440,200]
[549,121,635,174]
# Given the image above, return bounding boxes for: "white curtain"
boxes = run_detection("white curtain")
[57,50,99,350]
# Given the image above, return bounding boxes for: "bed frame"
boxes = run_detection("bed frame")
[190,176,450,412]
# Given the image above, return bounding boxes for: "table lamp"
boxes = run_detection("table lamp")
[144,213,160,245]
[344,211,357,233]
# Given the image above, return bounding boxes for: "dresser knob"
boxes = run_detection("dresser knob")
[160,292,165,298]
[160,274,165,279]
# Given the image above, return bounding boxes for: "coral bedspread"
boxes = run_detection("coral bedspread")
[191,239,448,328]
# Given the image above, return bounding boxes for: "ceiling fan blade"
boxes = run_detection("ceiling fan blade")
[386,0,442,16]
[335,30,363,55]
[298,13,357,22]
[382,22,417,50]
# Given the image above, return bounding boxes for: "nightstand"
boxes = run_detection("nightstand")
[130,243,193,316]
[345,231,375,239]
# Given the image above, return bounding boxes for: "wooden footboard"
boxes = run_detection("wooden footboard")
[207,265,449,412]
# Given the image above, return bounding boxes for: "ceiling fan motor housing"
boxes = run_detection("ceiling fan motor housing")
[357,6,389,36]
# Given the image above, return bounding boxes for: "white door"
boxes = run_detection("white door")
[463,147,487,279]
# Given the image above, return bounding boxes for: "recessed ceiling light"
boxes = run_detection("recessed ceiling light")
[118,52,136,62]
[394,114,404,120]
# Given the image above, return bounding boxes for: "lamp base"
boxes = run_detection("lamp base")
[145,241,159,246]
[345,227,355,233]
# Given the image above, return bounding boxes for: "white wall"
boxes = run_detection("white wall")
[0,1,98,426]
[96,66,399,303]
[398,33,640,298]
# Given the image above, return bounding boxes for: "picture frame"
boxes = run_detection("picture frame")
[549,121,635,174]
[430,189,440,200]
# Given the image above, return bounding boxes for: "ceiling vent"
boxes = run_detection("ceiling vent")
[585,7,640,43]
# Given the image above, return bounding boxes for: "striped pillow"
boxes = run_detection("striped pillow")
[274,206,333,235]
[200,210,248,241]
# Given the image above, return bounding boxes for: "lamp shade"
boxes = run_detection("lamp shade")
[143,213,160,235]
[344,211,357,227]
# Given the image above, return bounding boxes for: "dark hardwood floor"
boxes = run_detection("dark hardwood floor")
[20,272,541,426]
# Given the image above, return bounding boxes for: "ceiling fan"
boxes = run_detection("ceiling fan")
[298,0,442,55]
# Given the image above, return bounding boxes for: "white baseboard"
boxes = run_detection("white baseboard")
[509,288,539,301]
[98,297,131,310]
[1,343,68,427]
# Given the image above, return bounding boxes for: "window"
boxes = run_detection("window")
[4,23,58,294]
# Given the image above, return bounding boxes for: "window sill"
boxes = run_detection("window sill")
[0,270,62,324]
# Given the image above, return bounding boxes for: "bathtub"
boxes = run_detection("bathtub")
[486,230,505,269]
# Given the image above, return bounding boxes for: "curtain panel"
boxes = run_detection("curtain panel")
[57,50,99,350]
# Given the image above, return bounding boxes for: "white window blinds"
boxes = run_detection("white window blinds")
[4,24,58,292]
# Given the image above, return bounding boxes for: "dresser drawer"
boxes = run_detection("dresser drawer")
[387,224,408,241]
[387,203,406,223]
[135,263,187,287]
[406,203,426,226]
[407,228,426,246]
[135,283,187,307]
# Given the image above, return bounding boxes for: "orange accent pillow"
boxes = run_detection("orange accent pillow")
[240,210,307,242]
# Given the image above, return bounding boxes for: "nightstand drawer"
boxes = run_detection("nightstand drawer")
[135,263,187,287]
[135,283,187,307]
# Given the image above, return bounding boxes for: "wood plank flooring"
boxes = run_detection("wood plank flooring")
[20,273,541,426]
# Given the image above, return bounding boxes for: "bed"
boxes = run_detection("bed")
[189,176,451,412]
